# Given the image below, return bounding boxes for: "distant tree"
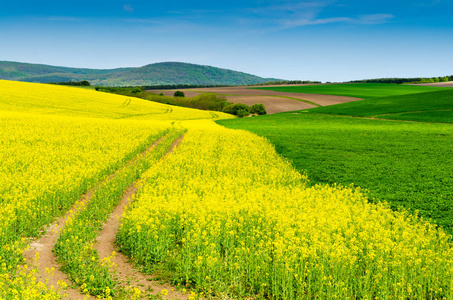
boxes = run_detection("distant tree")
[131,87,143,94]
[250,103,267,115]
[441,76,449,82]
[236,109,250,118]
[223,103,250,116]
[174,91,185,97]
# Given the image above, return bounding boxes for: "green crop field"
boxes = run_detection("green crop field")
[308,89,453,123]
[218,111,453,235]
[254,83,448,99]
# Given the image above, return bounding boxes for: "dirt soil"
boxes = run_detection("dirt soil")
[23,135,178,300]
[25,192,97,300]
[411,81,453,87]
[226,96,316,114]
[94,135,188,300]
[149,85,361,114]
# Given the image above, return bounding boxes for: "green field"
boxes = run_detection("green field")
[218,111,453,234]
[308,89,453,123]
[254,83,448,99]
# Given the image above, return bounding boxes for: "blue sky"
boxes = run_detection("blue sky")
[1,0,452,82]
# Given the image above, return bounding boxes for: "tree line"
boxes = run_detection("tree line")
[349,76,453,84]
[48,80,91,86]
[250,80,321,86]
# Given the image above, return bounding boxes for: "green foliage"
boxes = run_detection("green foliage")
[251,80,321,86]
[255,83,448,99]
[310,89,453,123]
[236,109,250,118]
[173,91,185,97]
[48,80,91,86]
[250,103,267,115]
[349,76,453,84]
[223,103,251,116]
[96,87,233,113]
[218,113,453,234]
[190,93,230,111]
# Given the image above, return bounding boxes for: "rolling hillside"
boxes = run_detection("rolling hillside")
[0,61,279,86]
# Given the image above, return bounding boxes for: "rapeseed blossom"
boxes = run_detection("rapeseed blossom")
[118,121,453,299]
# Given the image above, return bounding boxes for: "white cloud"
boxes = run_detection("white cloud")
[123,4,134,13]
[280,14,394,29]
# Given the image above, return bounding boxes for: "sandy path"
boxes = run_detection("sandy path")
[94,135,188,300]
[148,85,361,114]
[24,192,96,300]
[24,135,170,300]
[411,81,453,87]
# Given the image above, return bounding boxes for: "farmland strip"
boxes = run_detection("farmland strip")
[53,129,186,298]
[23,131,178,299]
[94,134,187,300]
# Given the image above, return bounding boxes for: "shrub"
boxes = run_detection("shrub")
[131,87,143,94]
[236,109,250,118]
[174,91,185,97]
[191,93,229,111]
[250,103,267,115]
[222,103,250,116]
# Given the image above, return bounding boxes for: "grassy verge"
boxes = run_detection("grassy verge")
[54,129,186,299]
[217,113,453,234]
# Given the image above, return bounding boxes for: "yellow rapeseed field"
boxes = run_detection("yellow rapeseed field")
[118,120,453,299]
[0,80,226,298]
[1,80,452,299]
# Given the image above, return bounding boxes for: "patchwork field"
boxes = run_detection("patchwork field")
[150,85,362,113]
[1,80,453,299]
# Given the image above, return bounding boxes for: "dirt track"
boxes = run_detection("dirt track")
[24,135,187,300]
[149,85,362,114]
[25,192,96,300]
[411,81,453,87]
[94,135,187,300]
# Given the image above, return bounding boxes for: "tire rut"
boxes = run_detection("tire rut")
[94,134,187,300]
[23,134,169,300]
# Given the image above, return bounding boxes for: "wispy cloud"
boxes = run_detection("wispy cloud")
[280,14,394,28]
[245,1,394,31]
[39,16,86,22]
[123,4,134,13]
[121,18,162,24]
[356,14,394,24]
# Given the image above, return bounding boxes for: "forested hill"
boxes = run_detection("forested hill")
[0,61,279,86]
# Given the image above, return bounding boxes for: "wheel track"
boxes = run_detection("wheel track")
[23,133,172,300]
[94,135,187,300]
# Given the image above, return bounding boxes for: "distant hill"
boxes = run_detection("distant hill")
[0,61,279,86]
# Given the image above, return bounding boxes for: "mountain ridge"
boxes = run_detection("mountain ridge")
[0,61,279,86]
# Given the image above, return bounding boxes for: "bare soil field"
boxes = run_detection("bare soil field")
[227,96,316,114]
[411,81,453,87]
[149,85,362,114]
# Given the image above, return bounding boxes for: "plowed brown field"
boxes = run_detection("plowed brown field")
[149,85,362,114]
[412,81,453,87]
